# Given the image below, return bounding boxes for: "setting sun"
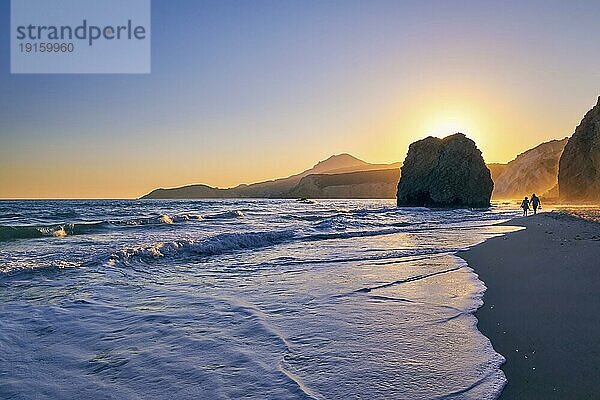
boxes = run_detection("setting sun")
[425,117,473,138]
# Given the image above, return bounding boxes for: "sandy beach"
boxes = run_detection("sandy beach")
[459,213,600,399]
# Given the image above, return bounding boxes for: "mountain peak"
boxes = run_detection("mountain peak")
[312,154,366,172]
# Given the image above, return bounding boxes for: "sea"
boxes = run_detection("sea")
[0,199,521,400]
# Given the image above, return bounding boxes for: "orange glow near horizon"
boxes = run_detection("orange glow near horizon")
[3,2,599,199]
[0,72,590,199]
[0,100,579,200]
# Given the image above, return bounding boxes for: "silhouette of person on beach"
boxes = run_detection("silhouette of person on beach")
[521,197,530,216]
[530,194,541,215]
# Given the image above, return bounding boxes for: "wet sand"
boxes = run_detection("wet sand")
[458,213,600,399]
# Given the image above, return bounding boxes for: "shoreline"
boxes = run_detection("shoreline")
[458,213,600,399]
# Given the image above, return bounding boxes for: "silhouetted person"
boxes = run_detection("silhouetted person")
[531,194,541,215]
[521,196,530,216]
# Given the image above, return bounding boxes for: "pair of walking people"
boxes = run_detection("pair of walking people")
[521,194,541,216]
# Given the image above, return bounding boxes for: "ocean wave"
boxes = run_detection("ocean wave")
[349,206,396,215]
[204,210,245,219]
[0,212,23,219]
[110,225,430,267]
[108,229,294,266]
[312,217,348,231]
[0,222,109,242]
[117,214,199,226]
[302,226,409,241]
[313,216,416,231]
[120,210,243,225]
[281,207,397,222]
[258,249,456,269]
[0,217,181,242]
[118,210,243,225]
[282,213,331,222]
[0,259,80,276]
[349,206,431,215]
[0,210,245,242]
[51,210,80,218]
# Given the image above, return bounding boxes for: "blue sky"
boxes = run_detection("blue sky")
[1,0,600,198]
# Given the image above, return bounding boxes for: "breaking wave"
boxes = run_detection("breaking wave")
[0,222,108,242]
[107,224,439,268]
[108,229,295,266]
[0,210,245,242]
[203,210,245,219]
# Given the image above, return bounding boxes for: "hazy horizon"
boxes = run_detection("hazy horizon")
[0,142,568,200]
[2,0,600,198]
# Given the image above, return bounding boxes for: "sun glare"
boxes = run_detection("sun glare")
[425,117,472,138]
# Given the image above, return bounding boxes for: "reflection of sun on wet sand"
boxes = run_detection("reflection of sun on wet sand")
[459,212,600,399]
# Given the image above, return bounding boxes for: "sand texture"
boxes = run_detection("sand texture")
[459,213,600,399]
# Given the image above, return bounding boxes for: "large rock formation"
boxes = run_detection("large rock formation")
[492,138,568,199]
[559,97,600,202]
[396,133,493,208]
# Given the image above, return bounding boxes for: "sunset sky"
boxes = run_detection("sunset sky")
[1,0,600,198]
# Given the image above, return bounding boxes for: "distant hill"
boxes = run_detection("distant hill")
[492,138,568,199]
[290,169,400,199]
[141,154,401,199]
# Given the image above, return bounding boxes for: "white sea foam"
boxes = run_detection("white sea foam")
[204,210,244,219]
[108,229,296,266]
[0,199,521,399]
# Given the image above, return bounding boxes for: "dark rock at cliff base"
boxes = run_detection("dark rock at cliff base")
[397,133,493,208]
[559,97,600,202]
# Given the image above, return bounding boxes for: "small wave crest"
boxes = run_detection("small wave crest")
[0,222,108,242]
[0,259,80,276]
[204,210,245,219]
[118,213,201,226]
[121,210,244,225]
[115,210,243,226]
[0,209,245,243]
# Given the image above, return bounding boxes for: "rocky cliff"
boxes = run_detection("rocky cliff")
[396,133,493,208]
[492,138,568,199]
[559,97,600,202]
[487,163,509,184]
[290,169,399,199]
